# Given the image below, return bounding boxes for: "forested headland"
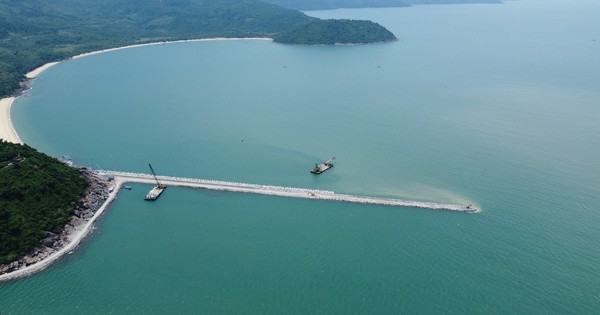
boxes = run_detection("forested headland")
[274,19,396,45]
[0,141,88,265]
[0,0,397,99]
[262,0,501,10]
[0,0,398,270]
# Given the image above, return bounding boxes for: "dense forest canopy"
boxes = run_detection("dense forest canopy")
[0,0,315,98]
[274,19,396,44]
[0,141,88,265]
[0,0,397,267]
[261,0,501,10]
[0,0,399,99]
[262,0,408,10]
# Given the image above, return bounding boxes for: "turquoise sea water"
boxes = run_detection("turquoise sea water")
[3,0,600,313]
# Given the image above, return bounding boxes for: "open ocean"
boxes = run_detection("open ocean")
[2,0,600,313]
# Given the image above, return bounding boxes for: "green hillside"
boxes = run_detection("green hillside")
[261,0,501,10]
[0,0,313,98]
[0,0,399,99]
[274,19,396,44]
[0,0,398,268]
[262,0,409,10]
[0,141,88,264]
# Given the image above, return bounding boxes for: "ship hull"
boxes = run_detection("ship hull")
[144,185,166,200]
[310,164,333,174]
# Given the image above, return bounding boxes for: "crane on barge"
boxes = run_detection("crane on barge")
[144,163,166,200]
[310,156,335,174]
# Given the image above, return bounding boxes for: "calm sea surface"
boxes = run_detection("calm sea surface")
[3,0,600,313]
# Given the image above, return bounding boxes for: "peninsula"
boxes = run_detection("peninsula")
[262,0,502,10]
[0,0,482,281]
[0,40,478,281]
[273,19,396,45]
[0,0,396,100]
[0,141,109,274]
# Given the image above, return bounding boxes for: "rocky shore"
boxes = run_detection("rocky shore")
[0,168,111,275]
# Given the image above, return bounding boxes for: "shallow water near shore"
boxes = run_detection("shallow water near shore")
[3,0,600,313]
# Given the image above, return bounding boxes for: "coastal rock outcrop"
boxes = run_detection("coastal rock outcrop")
[0,168,110,275]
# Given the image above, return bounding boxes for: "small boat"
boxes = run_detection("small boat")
[464,204,477,213]
[310,156,335,174]
[124,185,132,190]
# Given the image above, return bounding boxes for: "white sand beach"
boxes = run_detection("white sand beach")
[1,37,272,146]
[0,37,273,281]
[0,37,273,147]
[25,61,60,79]
[0,97,22,144]
[72,37,272,60]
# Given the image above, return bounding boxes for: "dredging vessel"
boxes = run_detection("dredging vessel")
[144,163,166,200]
[310,156,335,174]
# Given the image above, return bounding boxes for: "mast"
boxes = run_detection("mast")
[148,163,163,188]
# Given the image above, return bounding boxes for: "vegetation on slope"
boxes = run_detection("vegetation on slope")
[263,0,410,10]
[262,0,501,10]
[262,0,409,10]
[0,0,314,98]
[0,0,397,99]
[0,0,398,268]
[273,19,396,45]
[0,141,88,264]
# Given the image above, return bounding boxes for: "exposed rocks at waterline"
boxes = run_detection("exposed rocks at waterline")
[0,168,110,275]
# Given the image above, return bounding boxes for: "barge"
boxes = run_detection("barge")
[144,163,166,201]
[144,185,166,200]
[310,156,335,174]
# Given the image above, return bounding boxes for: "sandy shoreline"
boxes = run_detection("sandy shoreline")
[71,37,272,60]
[25,62,60,79]
[0,37,272,147]
[0,37,273,282]
[0,97,22,144]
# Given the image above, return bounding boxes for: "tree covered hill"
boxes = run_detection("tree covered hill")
[0,0,399,99]
[274,19,396,45]
[262,0,409,10]
[0,141,88,265]
[0,0,397,268]
[261,0,501,10]
[0,0,314,98]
